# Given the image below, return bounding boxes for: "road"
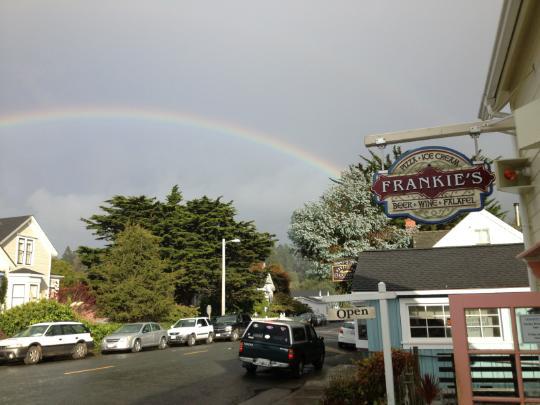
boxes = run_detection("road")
[0,323,363,405]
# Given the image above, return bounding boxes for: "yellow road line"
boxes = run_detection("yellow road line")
[64,365,115,375]
[183,350,208,356]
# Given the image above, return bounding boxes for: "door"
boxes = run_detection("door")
[141,323,153,347]
[196,318,208,339]
[151,323,162,345]
[43,325,66,356]
[61,324,80,353]
[304,326,319,362]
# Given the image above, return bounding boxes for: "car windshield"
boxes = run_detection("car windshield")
[115,324,143,333]
[13,325,49,338]
[173,319,196,328]
[244,322,289,345]
[214,315,237,324]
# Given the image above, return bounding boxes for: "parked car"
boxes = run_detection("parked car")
[292,312,315,326]
[0,321,93,365]
[239,320,325,378]
[101,322,168,353]
[338,321,356,348]
[168,317,214,346]
[211,313,251,341]
[313,313,327,326]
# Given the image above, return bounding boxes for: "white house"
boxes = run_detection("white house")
[0,216,61,311]
[434,210,523,247]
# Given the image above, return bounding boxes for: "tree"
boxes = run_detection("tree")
[289,165,411,279]
[79,186,275,312]
[61,246,77,264]
[90,224,175,322]
[267,264,291,294]
[51,258,88,288]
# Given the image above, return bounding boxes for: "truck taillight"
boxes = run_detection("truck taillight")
[287,348,295,360]
[239,341,244,353]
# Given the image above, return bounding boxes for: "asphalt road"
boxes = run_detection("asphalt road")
[0,323,362,405]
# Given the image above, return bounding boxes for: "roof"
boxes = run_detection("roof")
[352,243,529,292]
[9,268,44,275]
[250,319,307,328]
[412,230,449,248]
[32,321,82,326]
[0,216,32,243]
[290,289,332,298]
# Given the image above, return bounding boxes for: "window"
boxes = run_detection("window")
[466,308,501,338]
[17,237,34,265]
[29,285,39,301]
[197,319,207,327]
[62,324,77,335]
[292,327,306,342]
[11,284,25,307]
[72,324,89,334]
[245,322,289,344]
[475,229,491,245]
[142,324,151,333]
[46,325,64,336]
[408,304,451,338]
[151,323,161,331]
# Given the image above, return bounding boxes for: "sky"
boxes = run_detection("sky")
[0,0,516,254]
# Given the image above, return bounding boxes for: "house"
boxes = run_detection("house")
[0,216,61,310]
[433,210,523,247]
[291,289,333,315]
[351,243,530,389]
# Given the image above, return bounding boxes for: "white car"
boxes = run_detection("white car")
[167,317,214,346]
[0,321,94,365]
[337,321,356,348]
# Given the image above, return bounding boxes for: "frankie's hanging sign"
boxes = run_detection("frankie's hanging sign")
[372,146,495,224]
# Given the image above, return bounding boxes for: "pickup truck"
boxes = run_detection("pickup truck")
[238,320,325,378]
[211,313,251,341]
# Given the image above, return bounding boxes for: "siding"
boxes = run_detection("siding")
[366,299,402,351]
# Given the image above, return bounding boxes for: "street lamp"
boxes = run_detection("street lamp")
[222,238,240,316]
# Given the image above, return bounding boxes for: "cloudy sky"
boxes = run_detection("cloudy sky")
[0,0,515,253]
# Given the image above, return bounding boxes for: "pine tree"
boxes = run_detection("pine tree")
[91,224,174,322]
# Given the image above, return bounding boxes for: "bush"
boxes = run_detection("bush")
[0,299,76,337]
[83,322,121,348]
[355,350,415,404]
[322,374,360,405]
[162,304,199,326]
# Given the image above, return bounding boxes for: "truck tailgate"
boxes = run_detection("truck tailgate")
[241,341,289,363]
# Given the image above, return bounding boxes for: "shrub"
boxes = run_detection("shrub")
[0,299,76,337]
[417,373,440,404]
[163,304,199,326]
[355,350,415,404]
[83,322,121,348]
[322,373,360,405]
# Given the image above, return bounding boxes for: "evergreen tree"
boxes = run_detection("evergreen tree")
[91,225,174,322]
[79,186,275,311]
[61,246,76,264]
[289,165,411,279]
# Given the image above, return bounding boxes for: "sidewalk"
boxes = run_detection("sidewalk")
[239,364,356,405]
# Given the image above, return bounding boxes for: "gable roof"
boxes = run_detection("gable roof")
[434,210,522,247]
[0,216,32,244]
[352,243,528,292]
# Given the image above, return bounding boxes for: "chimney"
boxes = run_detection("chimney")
[514,203,522,229]
[405,218,416,229]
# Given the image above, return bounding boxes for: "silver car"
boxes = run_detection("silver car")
[101,322,168,353]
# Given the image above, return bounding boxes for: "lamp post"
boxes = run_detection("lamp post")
[222,238,240,316]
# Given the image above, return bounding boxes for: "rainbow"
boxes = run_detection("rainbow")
[0,107,342,177]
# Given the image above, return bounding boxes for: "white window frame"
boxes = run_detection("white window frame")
[400,297,453,349]
[399,297,513,350]
[16,237,35,266]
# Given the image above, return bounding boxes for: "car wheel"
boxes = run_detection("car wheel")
[187,334,196,346]
[132,339,142,353]
[206,333,214,344]
[158,337,167,350]
[24,345,42,365]
[72,342,88,360]
[313,352,325,370]
[292,359,305,378]
[245,363,257,375]
[230,329,239,342]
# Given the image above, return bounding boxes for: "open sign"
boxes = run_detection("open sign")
[327,307,376,321]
